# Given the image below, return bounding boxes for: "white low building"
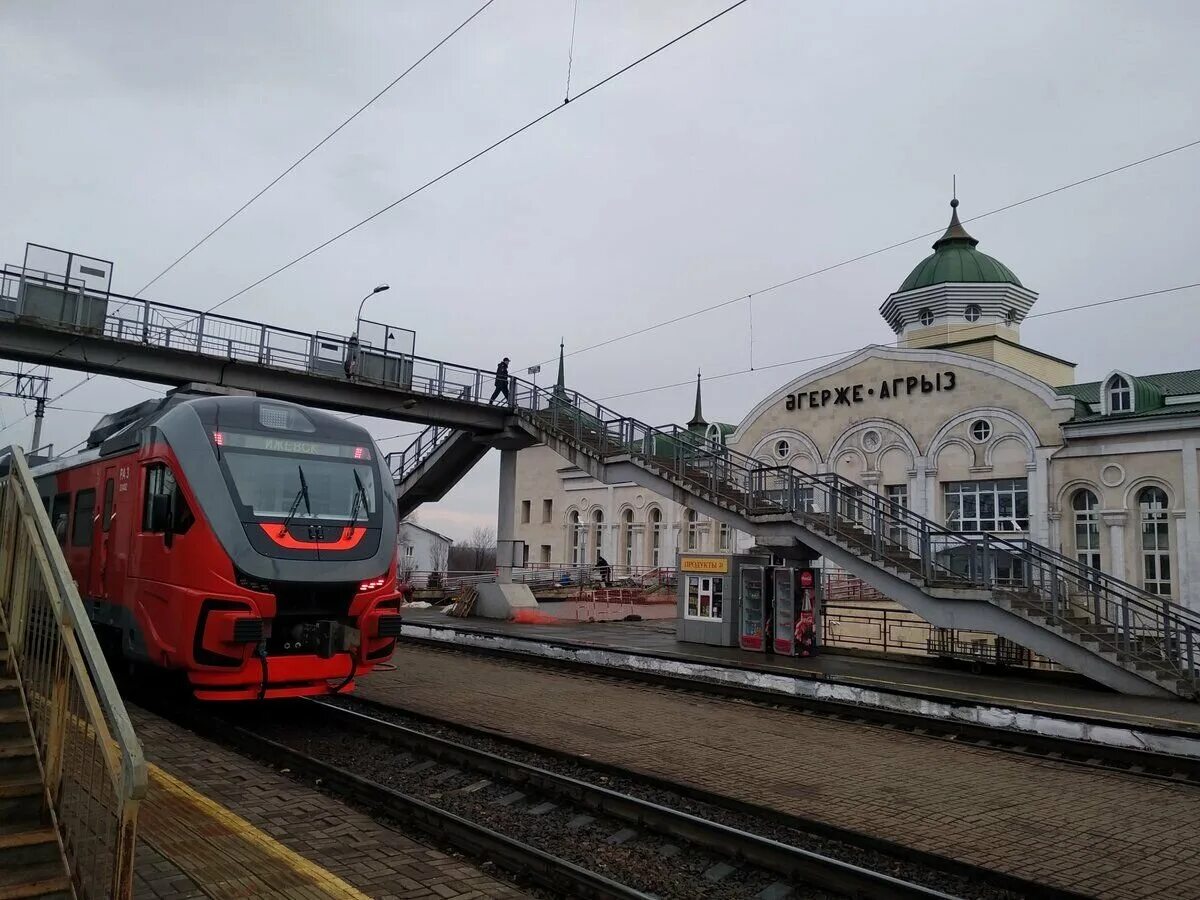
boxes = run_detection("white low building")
[397,519,452,577]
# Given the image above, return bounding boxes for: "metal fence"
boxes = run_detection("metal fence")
[0,447,146,900]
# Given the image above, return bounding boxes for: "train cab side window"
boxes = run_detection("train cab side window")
[72,489,96,547]
[102,479,115,532]
[51,493,71,545]
[143,464,195,536]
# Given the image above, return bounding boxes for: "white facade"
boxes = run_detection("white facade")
[511,200,1200,610]
[396,520,452,575]
[512,445,746,569]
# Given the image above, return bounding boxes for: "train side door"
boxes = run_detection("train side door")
[92,469,117,600]
[105,464,135,608]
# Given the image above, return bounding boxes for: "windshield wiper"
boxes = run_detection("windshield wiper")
[278,465,312,536]
[346,469,369,531]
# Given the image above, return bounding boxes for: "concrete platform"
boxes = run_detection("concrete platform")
[130,703,528,900]
[358,643,1200,900]
[397,608,1200,752]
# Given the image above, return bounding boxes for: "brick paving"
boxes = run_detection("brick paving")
[130,704,529,900]
[360,645,1200,899]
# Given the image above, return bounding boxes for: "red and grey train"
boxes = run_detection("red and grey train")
[22,391,403,700]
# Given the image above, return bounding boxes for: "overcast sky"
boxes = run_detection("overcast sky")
[3,1,1199,541]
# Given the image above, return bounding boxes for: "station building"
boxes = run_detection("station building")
[514,199,1200,611]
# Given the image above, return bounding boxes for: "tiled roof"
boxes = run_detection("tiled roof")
[1065,401,1200,425]
[1056,369,1200,404]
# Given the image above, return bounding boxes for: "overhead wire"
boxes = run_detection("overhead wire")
[200,0,753,317]
[133,0,499,298]
[0,0,754,442]
[13,1,502,413]
[534,136,1200,369]
[596,280,1200,402]
[3,278,1194,446]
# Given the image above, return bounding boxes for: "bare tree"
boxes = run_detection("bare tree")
[429,541,449,588]
[468,527,495,571]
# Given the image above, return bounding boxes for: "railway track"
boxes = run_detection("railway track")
[188,697,987,900]
[398,636,1200,786]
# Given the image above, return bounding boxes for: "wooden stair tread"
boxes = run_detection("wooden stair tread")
[0,772,42,798]
[0,709,26,724]
[0,870,71,899]
[0,829,56,851]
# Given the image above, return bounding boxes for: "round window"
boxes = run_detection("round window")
[774,439,790,459]
[1005,309,1018,326]
[969,419,992,443]
[861,429,882,452]
[918,308,934,326]
[965,304,982,322]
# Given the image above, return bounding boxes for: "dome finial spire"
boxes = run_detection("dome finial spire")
[933,188,977,251]
[688,369,707,430]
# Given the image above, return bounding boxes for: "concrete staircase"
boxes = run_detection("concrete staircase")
[0,633,71,900]
[388,426,489,520]
[389,386,1200,698]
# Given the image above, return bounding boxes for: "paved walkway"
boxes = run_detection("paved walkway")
[400,610,1200,733]
[131,704,528,900]
[361,644,1200,899]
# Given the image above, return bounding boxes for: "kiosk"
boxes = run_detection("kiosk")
[676,552,822,656]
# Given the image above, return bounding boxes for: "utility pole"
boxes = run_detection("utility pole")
[0,369,51,453]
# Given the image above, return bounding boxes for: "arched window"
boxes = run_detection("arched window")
[1139,487,1171,595]
[1108,375,1132,413]
[1072,489,1100,570]
[569,510,584,566]
[621,509,634,568]
[686,509,699,551]
[591,509,604,563]
[648,507,662,567]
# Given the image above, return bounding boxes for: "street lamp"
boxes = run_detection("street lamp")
[355,283,390,338]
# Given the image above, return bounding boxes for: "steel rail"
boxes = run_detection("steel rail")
[183,713,654,900]
[304,699,959,900]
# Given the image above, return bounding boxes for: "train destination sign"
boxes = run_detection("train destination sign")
[784,370,957,412]
[215,431,369,460]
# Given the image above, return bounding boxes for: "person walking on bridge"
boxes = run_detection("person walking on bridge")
[490,357,512,405]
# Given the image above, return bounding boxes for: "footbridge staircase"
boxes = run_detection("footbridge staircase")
[393,385,1200,699]
[0,252,1194,698]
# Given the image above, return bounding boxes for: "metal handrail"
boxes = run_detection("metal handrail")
[506,379,1200,691]
[387,424,455,482]
[6,264,1196,690]
[0,447,146,899]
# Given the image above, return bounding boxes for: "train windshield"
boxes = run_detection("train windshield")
[214,431,378,522]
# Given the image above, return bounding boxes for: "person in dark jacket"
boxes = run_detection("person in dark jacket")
[595,554,612,587]
[490,357,512,404]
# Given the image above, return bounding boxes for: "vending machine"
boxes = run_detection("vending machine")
[739,564,821,656]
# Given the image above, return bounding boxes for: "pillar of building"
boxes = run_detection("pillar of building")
[1181,438,1200,611]
[1102,510,1128,585]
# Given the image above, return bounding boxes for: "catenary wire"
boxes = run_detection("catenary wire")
[3,279,1196,444]
[2,2,751,435]
[199,0,753,317]
[596,281,1200,401]
[533,136,1200,369]
[133,0,499,298]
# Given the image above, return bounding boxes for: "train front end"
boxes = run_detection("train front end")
[159,397,402,700]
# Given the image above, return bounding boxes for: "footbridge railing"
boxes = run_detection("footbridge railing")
[505,380,1200,694]
[0,446,147,900]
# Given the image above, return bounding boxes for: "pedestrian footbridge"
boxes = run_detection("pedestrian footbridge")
[1,254,1197,698]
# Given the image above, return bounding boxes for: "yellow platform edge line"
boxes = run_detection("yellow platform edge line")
[146,762,372,900]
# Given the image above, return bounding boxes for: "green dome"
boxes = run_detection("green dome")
[898,200,1021,293]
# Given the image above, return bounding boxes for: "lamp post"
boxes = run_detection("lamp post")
[355,284,390,339]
